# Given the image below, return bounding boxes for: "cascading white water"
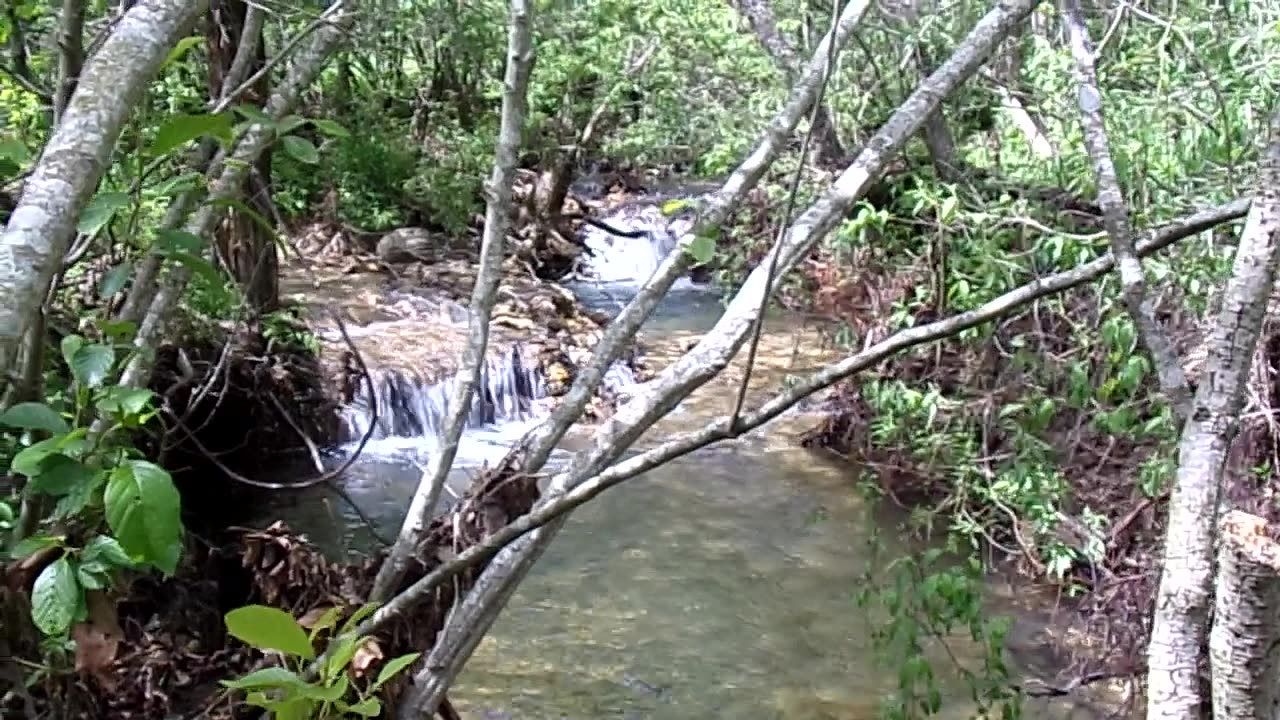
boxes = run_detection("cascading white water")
[580,205,687,284]
[340,345,547,446]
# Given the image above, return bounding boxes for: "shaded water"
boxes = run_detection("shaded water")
[260,201,1118,719]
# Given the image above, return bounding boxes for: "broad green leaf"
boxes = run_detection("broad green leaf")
[310,118,350,138]
[103,461,183,575]
[299,674,348,701]
[340,698,382,717]
[151,171,206,197]
[98,262,132,299]
[60,334,85,367]
[0,401,68,434]
[95,386,154,417]
[324,633,362,678]
[0,501,13,527]
[273,698,316,720]
[373,652,422,690]
[233,104,275,127]
[26,454,97,496]
[149,112,234,157]
[11,437,65,476]
[684,234,716,265]
[163,35,203,68]
[303,605,342,640]
[31,557,80,635]
[82,535,136,568]
[76,561,109,590]
[10,534,63,560]
[277,115,308,135]
[339,602,380,633]
[77,192,130,235]
[154,228,205,253]
[219,666,309,690]
[224,605,316,659]
[52,471,107,520]
[68,343,115,389]
[281,136,320,164]
[660,198,691,216]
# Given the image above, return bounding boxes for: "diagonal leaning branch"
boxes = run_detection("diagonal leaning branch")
[326,197,1253,653]
[1060,0,1193,421]
[390,0,1045,712]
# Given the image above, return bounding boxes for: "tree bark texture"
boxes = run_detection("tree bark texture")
[1210,510,1280,720]
[206,0,277,312]
[1147,107,1280,720]
[372,0,536,603]
[393,0,1041,712]
[53,0,87,124]
[0,0,205,395]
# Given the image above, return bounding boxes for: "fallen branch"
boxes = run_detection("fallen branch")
[1061,0,1192,420]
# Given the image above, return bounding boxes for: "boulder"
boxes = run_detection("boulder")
[376,227,436,263]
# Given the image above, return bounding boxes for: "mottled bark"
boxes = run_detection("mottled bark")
[1210,510,1280,719]
[1147,108,1280,720]
[0,0,204,396]
[371,0,536,603]
[207,0,276,312]
[731,0,845,165]
[1060,0,1191,419]
[392,0,1040,712]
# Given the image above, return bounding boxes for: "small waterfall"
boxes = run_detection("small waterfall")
[581,205,688,284]
[341,346,547,444]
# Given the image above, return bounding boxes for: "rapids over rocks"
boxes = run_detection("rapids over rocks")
[257,186,1122,720]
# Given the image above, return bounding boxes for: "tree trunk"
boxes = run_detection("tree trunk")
[731,0,845,166]
[207,0,277,313]
[0,0,206,395]
[53,0,86,125]
[1210,510,1280,719]
[1147,107,1280,720]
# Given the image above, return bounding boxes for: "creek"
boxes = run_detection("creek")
[255,194,1118,719]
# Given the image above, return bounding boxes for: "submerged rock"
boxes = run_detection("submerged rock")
[376,226,437,263]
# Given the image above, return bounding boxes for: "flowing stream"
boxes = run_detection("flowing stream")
[258,195,1120,719]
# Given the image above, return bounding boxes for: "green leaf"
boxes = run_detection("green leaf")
[98,319,138,342]
[76,561,109,590]
[52,469,108,520]
[324,633,362,678]
[684,234,716,265]
[339,602,379,634]
[60,334,85,367]
[299,674,348,701]
[660,198,691,216]
[103,461,183,575]
[168,251,227,288]
[281,136,320,164]
[163,35,203,68]
[82,535,136,568]
[233,104,275,127]
[31,557,80,636]
[277,115,308,135]
[152,171,206,197]
[10,534,63,560]
[68,343,115,389]
[309,118,350,138]
[95,386,154,417]
[340,698,382,717]
[149,113,234,157]
[373,652,421,690]
[220,666,309,690]
[26,454,97,496]
[154,228,205,253]
[0,401,68,434]
[98,262,132,299]
[0,501,13,527]
[77,192,131,235]
[11,437,65,476]
[224,605,316,660]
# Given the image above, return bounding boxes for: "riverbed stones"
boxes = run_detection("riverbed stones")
[376,226,437,263]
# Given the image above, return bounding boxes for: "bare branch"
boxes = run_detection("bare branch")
[340,196,1253,654]
[1060,0,1192,420]
[370,0,536,602]
[396,0,1042,710]
[53,0,87,124]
